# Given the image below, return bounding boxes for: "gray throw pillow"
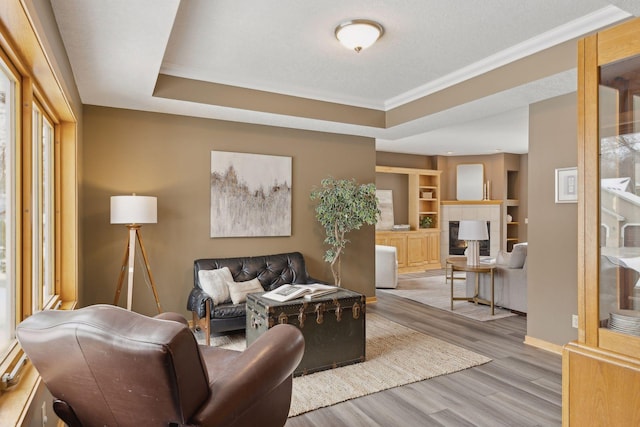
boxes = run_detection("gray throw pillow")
[508,243,528,269]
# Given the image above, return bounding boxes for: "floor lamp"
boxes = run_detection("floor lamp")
[111,194,162,313]
[459,220,489,267]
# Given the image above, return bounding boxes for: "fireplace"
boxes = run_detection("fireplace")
[449,221,490,256]
[441,203,500,261]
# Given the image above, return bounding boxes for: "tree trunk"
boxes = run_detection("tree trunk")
[330,225,344,286]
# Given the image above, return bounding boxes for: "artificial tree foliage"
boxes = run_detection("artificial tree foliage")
[310,177,380,286]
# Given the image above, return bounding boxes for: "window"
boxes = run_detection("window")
[31,104,55,311]
[0,57,16,357]
[0,3,78,424]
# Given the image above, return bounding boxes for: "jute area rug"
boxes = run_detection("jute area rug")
[378,272,517,321]
[205,313,490,417]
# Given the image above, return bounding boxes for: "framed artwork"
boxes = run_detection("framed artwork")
[555,167,578,203]
[375,189,394,231]
[210,151,291,237]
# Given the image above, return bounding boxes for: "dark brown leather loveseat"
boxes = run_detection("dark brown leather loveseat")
[187,251,323,344]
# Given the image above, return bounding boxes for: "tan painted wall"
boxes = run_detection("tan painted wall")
[81,106,377,317]
[376,151,435,169]
[527,93,578,345]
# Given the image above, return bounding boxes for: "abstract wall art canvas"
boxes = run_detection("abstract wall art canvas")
[210,151,291,237]
[375,189,394,230]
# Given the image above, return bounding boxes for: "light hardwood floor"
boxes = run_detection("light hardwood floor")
[285,291,562,427]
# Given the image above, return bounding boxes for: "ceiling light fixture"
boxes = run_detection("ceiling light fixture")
[335,19,384,53]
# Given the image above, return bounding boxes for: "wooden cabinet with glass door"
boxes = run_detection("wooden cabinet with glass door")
[564,17,640,426]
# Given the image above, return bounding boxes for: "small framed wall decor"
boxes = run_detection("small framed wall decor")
[555,167,578,203]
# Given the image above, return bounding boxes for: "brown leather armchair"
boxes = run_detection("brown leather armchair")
[16,304,304,427]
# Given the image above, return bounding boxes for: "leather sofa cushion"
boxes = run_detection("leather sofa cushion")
[213,302,246,318]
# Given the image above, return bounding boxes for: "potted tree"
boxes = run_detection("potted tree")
[310,177,379,286]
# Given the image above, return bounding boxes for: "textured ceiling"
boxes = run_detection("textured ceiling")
[51,0,640,155]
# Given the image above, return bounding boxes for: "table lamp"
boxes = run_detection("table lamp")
[458,220,489,267]
[111,194,162,312]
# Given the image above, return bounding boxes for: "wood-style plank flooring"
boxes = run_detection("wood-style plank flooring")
[285,291,562,427]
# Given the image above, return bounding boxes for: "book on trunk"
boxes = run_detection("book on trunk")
[262,283,337,302]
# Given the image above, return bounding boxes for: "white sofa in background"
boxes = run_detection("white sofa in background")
[375,245,398,289]
[466,242,528,313]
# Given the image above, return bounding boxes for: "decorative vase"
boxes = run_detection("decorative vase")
[506,214,513,223]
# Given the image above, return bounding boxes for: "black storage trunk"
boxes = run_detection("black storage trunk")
[246,289,366,376]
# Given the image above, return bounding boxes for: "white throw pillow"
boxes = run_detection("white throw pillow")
[227,278,264,305]
[198,267,233,305]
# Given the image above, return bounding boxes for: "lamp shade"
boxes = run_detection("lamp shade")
[110,195,157,224]
[458,220,488,241]
[335,20,384,52]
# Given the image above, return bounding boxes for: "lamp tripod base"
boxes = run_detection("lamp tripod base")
[113,225,162,313]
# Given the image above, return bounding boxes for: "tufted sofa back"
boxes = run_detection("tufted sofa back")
[194,251,313,292]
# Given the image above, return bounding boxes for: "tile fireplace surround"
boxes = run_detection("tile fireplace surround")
[441,202,501,264]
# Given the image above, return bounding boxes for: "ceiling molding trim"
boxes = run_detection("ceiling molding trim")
[159,62,388,111]
[384,5,631,110]
[153,74,386,128]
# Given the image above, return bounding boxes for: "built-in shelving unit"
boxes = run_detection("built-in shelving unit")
[375,166,442,272]
[417,173,440,229]
[504,170,520,251]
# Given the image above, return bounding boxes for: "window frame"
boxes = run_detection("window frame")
[30,101,56,313]
[0,2,78,421]
[0,49,19,361]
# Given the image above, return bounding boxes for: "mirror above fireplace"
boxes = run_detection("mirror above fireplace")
[456,164,484,201]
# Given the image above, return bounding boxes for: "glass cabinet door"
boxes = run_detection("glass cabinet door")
[565,19,640,427]
[599,53,640,343]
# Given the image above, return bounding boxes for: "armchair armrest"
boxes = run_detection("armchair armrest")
[187,287,213,319]
[154,312,189,327]
[192,324,304,426]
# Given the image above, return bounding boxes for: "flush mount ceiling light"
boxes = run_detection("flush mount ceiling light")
[335,19,384,53]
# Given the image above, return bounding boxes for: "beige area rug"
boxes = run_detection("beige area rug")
[206,313,490,417]
[378,273,517,321]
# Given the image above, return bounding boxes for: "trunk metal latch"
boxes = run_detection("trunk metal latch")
[315,303,325,324]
